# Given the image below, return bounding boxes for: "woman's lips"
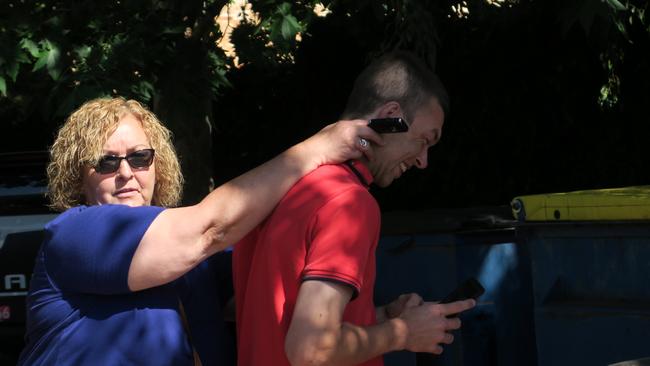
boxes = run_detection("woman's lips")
[114,188,139,197]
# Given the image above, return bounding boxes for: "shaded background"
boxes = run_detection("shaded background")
[2,2,650,365]
[2,0,649,211]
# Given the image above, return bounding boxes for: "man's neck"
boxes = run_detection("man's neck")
[344,159,373,187]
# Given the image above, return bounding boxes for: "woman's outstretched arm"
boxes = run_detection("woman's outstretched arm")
[128,119,382,291]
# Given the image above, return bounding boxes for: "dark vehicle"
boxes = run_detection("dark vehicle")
[0,151,57,364]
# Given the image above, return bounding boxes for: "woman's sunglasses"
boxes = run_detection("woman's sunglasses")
[94,148,155,174]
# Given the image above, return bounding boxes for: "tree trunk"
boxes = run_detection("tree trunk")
[154,40,214,205]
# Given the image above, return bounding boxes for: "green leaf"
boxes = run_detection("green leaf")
[605,0,626,11]
[16,52,30,64]
[280,14,302,40]
[0,76,6,97]
[277,2,292,15]
[75,45,92,59]
[48,66,62,81]
[29,40,63,80]
[33,52,48,71]
[613,18,629,39]
[44,40,60,70]
[7,61,20,82]
[45,15,62,27]
[20,39,40,58]
[33,40,61,76]
[131,80,154,101]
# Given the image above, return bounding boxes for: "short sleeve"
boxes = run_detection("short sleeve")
[302,187,380,295]
[44,204,165,294]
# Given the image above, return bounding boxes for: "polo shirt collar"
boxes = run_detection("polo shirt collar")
[344,160,374,187]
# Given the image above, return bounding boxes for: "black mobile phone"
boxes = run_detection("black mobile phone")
[440,278,485,304]
[367,117,409,133]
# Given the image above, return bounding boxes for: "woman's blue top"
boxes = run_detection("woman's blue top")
[17,204,233,366]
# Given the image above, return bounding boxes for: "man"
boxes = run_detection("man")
[233,51,476,366]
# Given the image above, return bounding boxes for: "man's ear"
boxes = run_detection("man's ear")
[375,101,402,118]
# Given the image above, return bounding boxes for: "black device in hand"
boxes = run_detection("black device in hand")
[414,279,485,363]
[440,278,485,304]
[367,117,409,133]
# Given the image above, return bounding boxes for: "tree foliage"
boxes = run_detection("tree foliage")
[2,0,645,126]
[0,1,327,124]
[209,0,650,210]
[1,0,649,207]
[0,0,327,203]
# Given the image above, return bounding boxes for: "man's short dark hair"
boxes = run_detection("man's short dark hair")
[341,51,449,123]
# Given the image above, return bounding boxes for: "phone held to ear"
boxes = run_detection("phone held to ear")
[367,117,409,133]
[440,278,485,304]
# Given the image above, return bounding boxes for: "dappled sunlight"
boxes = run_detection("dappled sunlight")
[215,0,259,66]
[313,3,332,18]
[215,0,317,67]
[449,0,519,19]
[485,0,518,8]
[450,1,470,19]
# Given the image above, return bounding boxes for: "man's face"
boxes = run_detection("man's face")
[368,97,445,187]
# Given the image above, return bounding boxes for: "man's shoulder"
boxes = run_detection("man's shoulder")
[291,164,372,200]
[276,163,377,222]
[311,162,352,177]
[303,163,366,187]
[307,165,379,216]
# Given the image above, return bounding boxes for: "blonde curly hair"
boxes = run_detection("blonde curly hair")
[47,97,183,211]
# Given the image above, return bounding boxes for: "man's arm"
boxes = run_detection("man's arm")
[285,280,476,366]
[285,280,401,366]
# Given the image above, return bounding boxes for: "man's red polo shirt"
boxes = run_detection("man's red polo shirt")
[233,161,382,366]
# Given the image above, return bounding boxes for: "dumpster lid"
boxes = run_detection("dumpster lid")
[381,206,515,235]
[511,186,650,222]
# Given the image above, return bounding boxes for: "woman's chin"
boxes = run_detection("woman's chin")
[121,198,146,207]
[105,196,146,207]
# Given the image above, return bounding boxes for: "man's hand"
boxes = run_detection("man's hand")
[396,299,476,354]
[301,119,383,167]
[377,293,423,322]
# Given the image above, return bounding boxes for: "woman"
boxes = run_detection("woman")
[18,97,381,365]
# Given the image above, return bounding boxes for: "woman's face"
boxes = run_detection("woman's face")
[82,113,156,207]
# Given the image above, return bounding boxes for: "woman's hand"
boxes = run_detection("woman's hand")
[301,119,384,167]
